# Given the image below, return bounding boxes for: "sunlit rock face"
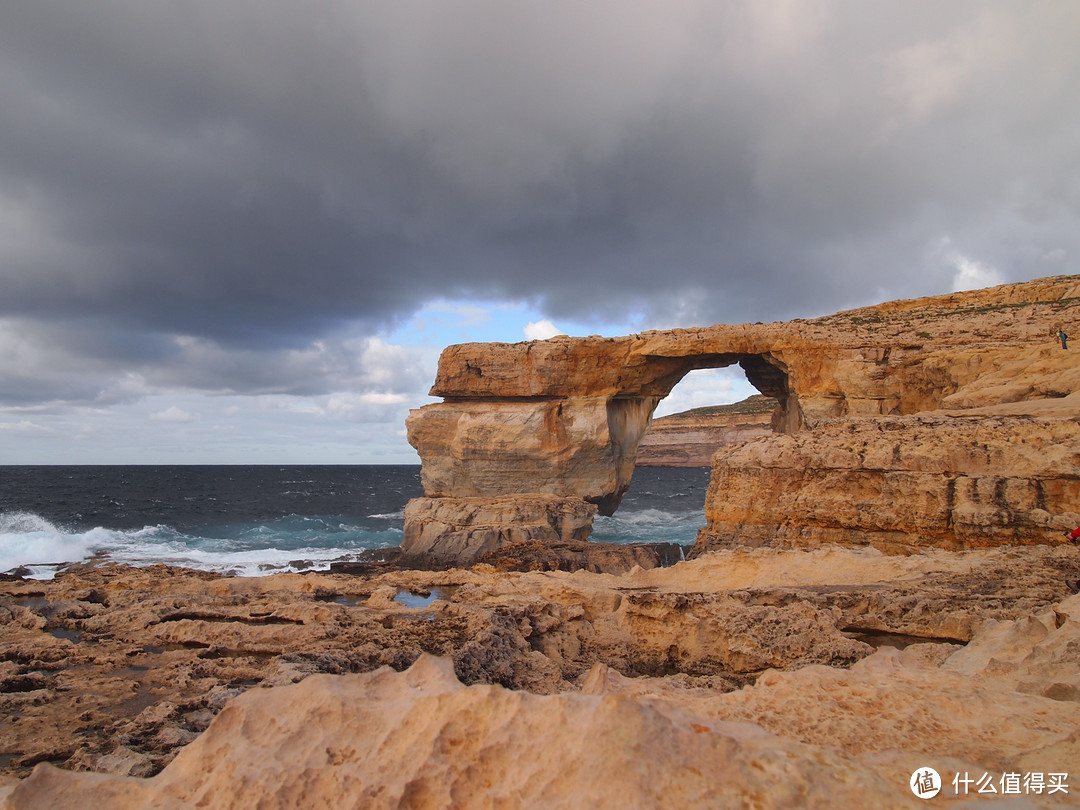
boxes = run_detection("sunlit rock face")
[692,412,1080,556]
[405,275,1080,565]
[405,396,660,515]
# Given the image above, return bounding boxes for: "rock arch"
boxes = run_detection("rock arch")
[407,341,805,517]
[403,276,1080,567]
[402,332,822,565]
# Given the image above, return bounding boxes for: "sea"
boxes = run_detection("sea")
[0,465,711,579]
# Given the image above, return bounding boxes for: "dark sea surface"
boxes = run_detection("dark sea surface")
[0,465,710,578]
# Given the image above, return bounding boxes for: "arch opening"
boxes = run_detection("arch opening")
[588,352,800,530]
[636,351,804,441]
[588,351,802,516]
[631,353,797,472]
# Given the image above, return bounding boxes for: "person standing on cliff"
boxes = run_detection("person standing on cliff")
[1059,328,1068,349]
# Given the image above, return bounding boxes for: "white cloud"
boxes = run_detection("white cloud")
[950,253,1003,292]
[885,9,1012,125]
[0,419,51,434]
[652,368,758,418]
[324,391,411,422]
[523,319,565,340]
[149,406,194,423]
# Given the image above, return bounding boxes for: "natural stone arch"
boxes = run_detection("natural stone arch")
[402,336,815,566]
[404,276,1080,568]
[407,339,807,518]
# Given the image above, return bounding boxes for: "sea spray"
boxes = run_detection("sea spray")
[0,511,100,574]
[0,511,405,578]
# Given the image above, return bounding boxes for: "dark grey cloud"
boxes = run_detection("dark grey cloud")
[1,0,1078,409]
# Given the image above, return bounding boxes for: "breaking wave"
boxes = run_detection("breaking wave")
[0,510,403,579]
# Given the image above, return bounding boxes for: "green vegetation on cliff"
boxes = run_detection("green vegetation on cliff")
[657,394,776,421]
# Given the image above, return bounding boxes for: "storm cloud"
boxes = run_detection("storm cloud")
[0,1,1077,457]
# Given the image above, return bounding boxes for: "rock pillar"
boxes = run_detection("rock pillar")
[401,495,598,568]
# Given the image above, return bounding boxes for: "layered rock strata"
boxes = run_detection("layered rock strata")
[406,275,1080,561]
[402,495,598,568]
[693,410,1080,555]
[636,395,775,466]
[400,496,673,572]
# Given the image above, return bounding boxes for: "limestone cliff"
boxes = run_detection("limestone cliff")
[405,275,1080,564]
[693,410,1080,555]
[636,396,775,467]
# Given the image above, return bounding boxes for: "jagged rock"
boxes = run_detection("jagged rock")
[4,655,911,810]
[7,595,1080,810]
[3,547,1077,788]
[474,537,672,574]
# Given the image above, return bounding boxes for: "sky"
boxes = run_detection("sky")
[0,1,1077,463]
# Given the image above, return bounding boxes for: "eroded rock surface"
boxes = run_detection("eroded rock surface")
[693,410,1080,555]
[401,495,598,567]
[3,557,1079,809]
[2,545,1078,798]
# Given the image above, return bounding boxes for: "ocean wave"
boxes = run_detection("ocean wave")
[590,507,704,545]
[0,511,101,575]
[605,508,700,527]
[0,510,403,579]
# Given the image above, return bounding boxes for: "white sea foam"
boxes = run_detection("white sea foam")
[590,507,703,545]
[1,495,701,578]
[610,508,688,527]
[0,511,99,576]
[0,510,403,579]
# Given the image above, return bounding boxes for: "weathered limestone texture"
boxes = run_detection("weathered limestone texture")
[692,412,1080,555]
[402,496,597,567]
[2,547,1078,798]
[406,275,1080,561]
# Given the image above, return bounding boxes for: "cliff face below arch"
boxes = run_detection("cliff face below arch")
[405,275,1080,566]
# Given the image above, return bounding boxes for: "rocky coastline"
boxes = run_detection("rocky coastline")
[4,275,1080,808]
[3,546,1079,808]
